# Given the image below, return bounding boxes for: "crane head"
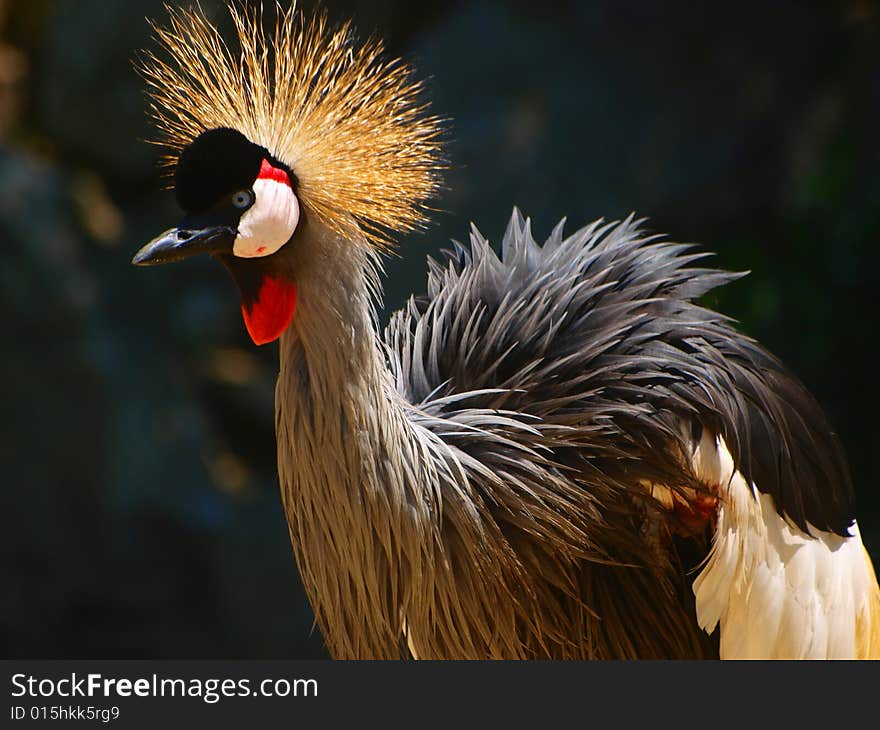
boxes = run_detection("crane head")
[132,2,445,345]
[133,127,301,344]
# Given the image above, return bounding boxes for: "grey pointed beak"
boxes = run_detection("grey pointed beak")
[132,224,236,266]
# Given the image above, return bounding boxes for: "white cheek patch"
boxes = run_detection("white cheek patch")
[233,177,300,258]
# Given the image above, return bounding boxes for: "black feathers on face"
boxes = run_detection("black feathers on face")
[174,128,267,214]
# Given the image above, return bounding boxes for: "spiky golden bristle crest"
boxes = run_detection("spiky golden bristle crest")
[140,2,446,248]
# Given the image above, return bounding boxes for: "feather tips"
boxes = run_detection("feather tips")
[389,211,855,535]
[139,1,445,248]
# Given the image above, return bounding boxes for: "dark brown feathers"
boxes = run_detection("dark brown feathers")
[388,211,855,538]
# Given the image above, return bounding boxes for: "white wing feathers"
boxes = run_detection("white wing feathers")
[691,430,880,659]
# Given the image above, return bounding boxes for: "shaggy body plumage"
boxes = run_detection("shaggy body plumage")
[135,2,880,659]
[273,210,878,658]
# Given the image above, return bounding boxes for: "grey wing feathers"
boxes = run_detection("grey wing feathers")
[385,209,854,536]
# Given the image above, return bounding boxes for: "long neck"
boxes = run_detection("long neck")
[275,221,430,658]
[273,222,574,660]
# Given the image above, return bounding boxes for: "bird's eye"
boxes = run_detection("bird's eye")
[232,189,255,209]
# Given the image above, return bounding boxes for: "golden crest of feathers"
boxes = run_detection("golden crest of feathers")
[140,2,446,247]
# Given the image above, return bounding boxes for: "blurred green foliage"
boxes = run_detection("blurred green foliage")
[2,0,878,657]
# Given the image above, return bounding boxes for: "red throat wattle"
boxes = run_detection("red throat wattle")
[240,275,298,345]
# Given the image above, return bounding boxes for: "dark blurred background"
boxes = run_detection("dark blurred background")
[2,0,878,658]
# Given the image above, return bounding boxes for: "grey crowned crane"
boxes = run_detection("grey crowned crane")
[132,3,880,659]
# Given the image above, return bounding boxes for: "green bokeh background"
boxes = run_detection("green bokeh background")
[2,0,878,658]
